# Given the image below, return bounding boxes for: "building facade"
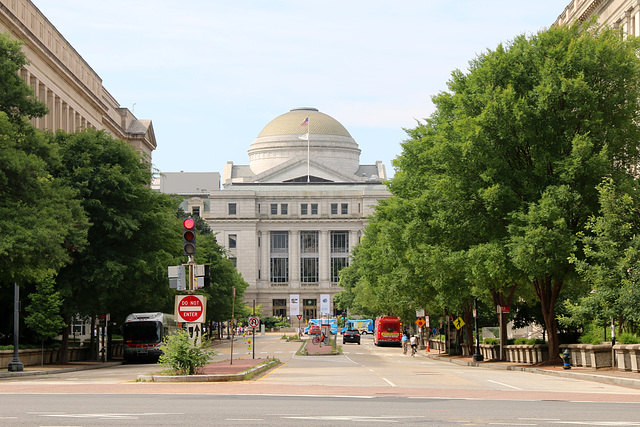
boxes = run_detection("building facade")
[174,107,391,321]
[555,0,640,32]
[0,0,156,159]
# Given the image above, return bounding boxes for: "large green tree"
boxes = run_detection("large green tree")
[51,129,180,360]
[394,20,640,360]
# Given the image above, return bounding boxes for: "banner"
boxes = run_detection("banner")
[320,294,330,315]
[289,294,300,316]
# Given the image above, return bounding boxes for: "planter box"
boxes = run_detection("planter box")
[479,344,500,361]
[428,339,446,352]
[614,344,640,372]
[1,346,91,368]
[560,343,613,369]
[504,344,549,364]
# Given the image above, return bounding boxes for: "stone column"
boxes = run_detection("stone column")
[290,230,299,283]
[319,230,330,283]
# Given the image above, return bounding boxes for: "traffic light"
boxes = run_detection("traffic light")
[183,217,196,255]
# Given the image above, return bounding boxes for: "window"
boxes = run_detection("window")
[300,231,319,283]
[311,203,318,215]
[270,231,289,283]
[281,203,288,215]
[331,203,338,215]
[341,203,348,214]
[273,299,286,317]
[192,206,200,217]
[228,234,237,249]
[331,231,349,283]
[301,203,308,215]
[271,204,278,215]
[228,203,237,215]
[229,257,237,267]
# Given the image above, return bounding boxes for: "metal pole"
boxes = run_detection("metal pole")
[8,283,23,372]
[473,298,484,362]
[252,300,256,360]
[230,286,236,365]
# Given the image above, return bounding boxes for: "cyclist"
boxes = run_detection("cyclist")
[410,335,418,356]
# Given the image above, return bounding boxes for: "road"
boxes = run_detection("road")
[2,333,640,426]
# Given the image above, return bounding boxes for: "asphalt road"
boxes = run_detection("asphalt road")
[2,333,640,426]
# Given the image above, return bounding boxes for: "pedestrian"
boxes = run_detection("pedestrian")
[410,335,418,356]
[402,331,409,354]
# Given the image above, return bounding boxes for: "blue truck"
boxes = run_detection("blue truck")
[341,319,374,334]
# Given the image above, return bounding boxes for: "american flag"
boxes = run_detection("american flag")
[300,117,309,126]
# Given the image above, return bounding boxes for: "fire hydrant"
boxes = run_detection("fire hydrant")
[562,349,571,370]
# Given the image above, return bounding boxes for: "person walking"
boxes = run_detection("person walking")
[410,335,418,356]
[402,332,409,355]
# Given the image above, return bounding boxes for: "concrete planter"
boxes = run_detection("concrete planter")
[1,346,91,368]
[614,344,640,372]
[479,344,500,361]
[560,343,613,369]
[428,339,446,352]
[504,344,549,364]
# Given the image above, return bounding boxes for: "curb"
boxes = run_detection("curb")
[138,359,279,382]
[424,353,640,390]
[0,361,122,379]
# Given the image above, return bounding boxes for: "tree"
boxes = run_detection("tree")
[0,33,47,121]
[51,129,180,361]
[396,20,640,360]
[24,276,66,363]
[0,34,87,289]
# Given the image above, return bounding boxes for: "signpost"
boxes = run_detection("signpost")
[175,295,206,323]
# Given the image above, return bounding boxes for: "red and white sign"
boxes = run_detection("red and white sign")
[296,315,303,320]
[248,316,260,328]
[175,295,207,323]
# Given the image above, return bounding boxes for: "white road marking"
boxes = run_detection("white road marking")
[382,377,396,387]
[488,379,523,390]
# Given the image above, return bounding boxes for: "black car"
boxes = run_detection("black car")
[343,329,361,344]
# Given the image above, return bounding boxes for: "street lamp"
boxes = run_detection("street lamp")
[473,297,484,362]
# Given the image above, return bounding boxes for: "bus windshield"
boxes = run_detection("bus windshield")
[123,321,161,344]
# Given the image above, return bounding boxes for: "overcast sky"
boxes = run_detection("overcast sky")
[34,1,566,179]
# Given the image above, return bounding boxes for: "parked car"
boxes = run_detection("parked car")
[307,325,321,335]
[343,329,361,344]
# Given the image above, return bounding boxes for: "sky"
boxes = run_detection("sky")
[34,1,567,179]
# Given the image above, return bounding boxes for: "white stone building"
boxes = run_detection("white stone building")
[175,107,391,321]
[555,0,640,32]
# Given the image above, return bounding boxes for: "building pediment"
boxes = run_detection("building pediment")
[254,158,357,183]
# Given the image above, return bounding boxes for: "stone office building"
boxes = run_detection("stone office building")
[0,0,156,159]
[555,0,640,33]
[175,107,391,321]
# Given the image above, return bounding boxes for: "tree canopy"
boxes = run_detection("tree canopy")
[341,20,640,360]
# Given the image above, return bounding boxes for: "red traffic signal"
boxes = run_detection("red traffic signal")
[183,217,196,255]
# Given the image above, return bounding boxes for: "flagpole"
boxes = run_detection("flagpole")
[307,116,310,183]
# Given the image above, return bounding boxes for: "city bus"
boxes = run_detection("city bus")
[373,316,403,346]
[304,318,338,334]
[122,312,178,362]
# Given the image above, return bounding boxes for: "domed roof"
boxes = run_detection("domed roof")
[257,107,352,138]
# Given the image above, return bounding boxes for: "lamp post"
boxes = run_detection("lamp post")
[8,283,24,372]
[472,297,484,362]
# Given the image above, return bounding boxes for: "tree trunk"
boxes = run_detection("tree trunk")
[60,318,70,364]
[463,305,474,356]
[533,276,562,362]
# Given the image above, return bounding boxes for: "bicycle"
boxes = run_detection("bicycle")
[312,332,327,347]
[411,345,417,357]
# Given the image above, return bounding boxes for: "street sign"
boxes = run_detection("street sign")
[175,295,206,323]
[296,315,303,320]
[496,305,510,314]
[415,317,426,327]
[453,317,465,330]
[248,316,260,328]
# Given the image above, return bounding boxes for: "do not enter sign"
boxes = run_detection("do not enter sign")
[175,295,207,323]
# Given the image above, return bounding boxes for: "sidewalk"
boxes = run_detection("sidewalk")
[423,350,640,390]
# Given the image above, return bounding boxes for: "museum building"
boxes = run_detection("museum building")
[171,107,391,321]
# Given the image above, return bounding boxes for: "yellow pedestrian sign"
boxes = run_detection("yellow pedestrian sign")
[453,317,465,330]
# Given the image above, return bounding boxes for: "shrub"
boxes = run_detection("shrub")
[483,338,499,345]
[618,333,640,344]
[578,324,603,345]
[158,329,216,375]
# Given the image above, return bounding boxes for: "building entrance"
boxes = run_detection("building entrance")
[303,299,317,321]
